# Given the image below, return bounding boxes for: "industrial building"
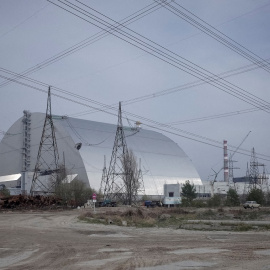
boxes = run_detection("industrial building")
[0,111,202,195]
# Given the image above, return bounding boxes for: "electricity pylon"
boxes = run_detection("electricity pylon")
[228,153,239,187]
[103,102,143,205]
[99,155,107,195]
[137,158,145,196]
[30,87,59,195]
[249,147,260,189]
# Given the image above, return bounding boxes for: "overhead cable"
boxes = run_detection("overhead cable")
[156,0,270,73]
[46,0,270,113]
[0,1,165,89]
[0,68,269,161]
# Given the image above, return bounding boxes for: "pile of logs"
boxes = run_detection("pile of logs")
[0,194,63,209]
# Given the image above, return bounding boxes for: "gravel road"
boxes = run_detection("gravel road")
[1,209,270,270]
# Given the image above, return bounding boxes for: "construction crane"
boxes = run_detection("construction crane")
[209,168,222,196]
[230,131,251,159]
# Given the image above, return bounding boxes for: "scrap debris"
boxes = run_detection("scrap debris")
[0,194,63,210]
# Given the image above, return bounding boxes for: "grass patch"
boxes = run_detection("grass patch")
[233,223,253,231]
[263,225,270,230]
[134,217,156,228]
[77,207,270,231]
[195,209,218,220]
[157,216,181,228]
[78,216,106,225]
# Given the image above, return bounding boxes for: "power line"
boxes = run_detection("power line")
[0,4,49,40]
[1,67,269,162]
[3,0,268,115]
[0,135,71,156]
[46,0,270,113]
[65,118,111,146]
[0,1,164,89]
[1,0,268,124]
[166,108,259,126]
[0,0,264,98]
[69,58,270,121]
[72,0,270,107]
[122,57,270,106]
[0,66,239,149]
[156,0,270,73]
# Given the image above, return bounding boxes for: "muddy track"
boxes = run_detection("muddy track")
[1,210,270,269]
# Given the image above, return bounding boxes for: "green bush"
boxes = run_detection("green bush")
[195,209,215,220]
[247,188,265,205]
[234,223,253,231]
[225,188,240,206]
[207,194,222,207]
[181,180,196,205]
[265,192,270,206]
[55,179,97,206]
[181,197,191,207]
[191,200,207,208]
[0,186,10,197]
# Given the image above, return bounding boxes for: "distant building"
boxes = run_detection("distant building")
[233,177,249,183]
[164,183,181,198]
[0,112,202,195]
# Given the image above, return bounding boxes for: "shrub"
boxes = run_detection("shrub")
[55,179,97,206]
[181,180,196,205]
[207,194,222,207]
[234,223,253,231]
[247,188,265,205]
[225,188,240,206]
[191,200,207,208]
[0,186,10,197]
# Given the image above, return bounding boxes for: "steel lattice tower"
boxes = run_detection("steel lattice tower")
[228,153,239,186]
[137,158,145,196]
[103,102,143,205]
[249,147,259,188]
[228,153,234,185]
[30,87,59,195]
[21,110,31,194]
[99,155,107,195]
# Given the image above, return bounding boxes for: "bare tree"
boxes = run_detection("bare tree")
[121,149,141,205]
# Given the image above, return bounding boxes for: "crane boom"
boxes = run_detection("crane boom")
[231,131,251,159]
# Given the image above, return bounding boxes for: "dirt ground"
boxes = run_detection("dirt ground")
[1,208,270,270]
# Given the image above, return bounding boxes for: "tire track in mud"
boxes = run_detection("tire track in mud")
[2,211,270,270]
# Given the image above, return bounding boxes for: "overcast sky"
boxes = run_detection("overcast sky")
[1,0,270,182]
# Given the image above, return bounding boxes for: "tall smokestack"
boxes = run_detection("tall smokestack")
[224,140,229,182]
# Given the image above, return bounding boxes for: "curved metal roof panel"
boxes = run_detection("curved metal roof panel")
[0,112,202,195]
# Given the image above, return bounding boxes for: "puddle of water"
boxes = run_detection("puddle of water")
[136,260,216,270]
[0,249,39,268]
[255,249,270,256]
[169,247,228,255]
